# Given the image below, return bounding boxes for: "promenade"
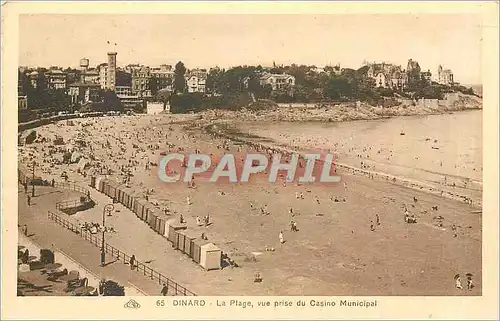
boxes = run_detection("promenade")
[18,185,162,296]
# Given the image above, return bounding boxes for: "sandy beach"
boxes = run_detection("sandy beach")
[18,111,482,295]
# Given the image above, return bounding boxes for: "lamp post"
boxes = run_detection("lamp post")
[31,161,36,197]
[100,204,114,267]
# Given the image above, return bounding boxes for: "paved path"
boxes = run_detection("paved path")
[18,185,166,296]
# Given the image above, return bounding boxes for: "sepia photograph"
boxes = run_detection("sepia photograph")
[2,1,499,320]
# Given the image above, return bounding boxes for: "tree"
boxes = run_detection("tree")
[101,90,123,111]
[323,76,353,100]
[206,68,223,94]
[102,280,125,296]
[156,89,172,110]
[174,61,187,93]
[149,77,159,96]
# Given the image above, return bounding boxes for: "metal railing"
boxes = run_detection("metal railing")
[47,210,196,296]
[55,198,93,212]
[53,181,91,196]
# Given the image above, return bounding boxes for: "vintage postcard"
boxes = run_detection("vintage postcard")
[1,1,499,320]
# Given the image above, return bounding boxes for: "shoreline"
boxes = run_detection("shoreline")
[198,93,482,124]
[202,118,482,209]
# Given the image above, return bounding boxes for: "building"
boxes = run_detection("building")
[259,72,295,91]
[80,69,100,84]
[324,64,342,76]
[80,58,90,72]
[115,86,133,96]
[107,52,117,91]
[421,70,432,83]
[98,63,108,89]
[18,95,28,110]
[437,65,454,86]
[406,59,421,85]
[118,95,146,111]
[151,64,174,91]
[68,83,101,105]
[185,69,208,93]
[131,66,152,97]
[28,71,39,88]
[45,69,67,90]
[367,63,407,90]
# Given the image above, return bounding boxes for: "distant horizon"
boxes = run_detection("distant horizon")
[19,14,483,84]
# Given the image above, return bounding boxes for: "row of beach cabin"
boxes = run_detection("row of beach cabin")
[90,176,222,271]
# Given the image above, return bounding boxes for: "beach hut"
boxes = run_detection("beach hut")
[179,230,197,257]
[107,180,119,200]
[143,205,152,222]
[116,187,124,204]
[168,223,187,247]
[191,239,210,264]
[90,176,96,188]
[130,197,138,214]
[200,243,222,271]
[163,219,176,238]
[135,199,149,219]
[177,231,186,251]
[126,192,133,210]
[96,177,106,193]
[154,215,166,235]
[122,191,129,208]
[147,210,157,228]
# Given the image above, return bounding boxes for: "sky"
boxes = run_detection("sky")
[19,14,483,84]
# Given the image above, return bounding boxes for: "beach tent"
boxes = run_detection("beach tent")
[200,243,222,271]
[70,151,82,164]
[77,158,88,172]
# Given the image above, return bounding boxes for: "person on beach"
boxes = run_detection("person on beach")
[455,274,463,289]
[196,216,201,226]
[23,224,28,236]
[161,283,169,296]
[129,255,136,270]
[376,214,380,226]
[100,249,106,267]
[51,178,55,187]
[27,195,31,206]
[99,279,106,295]
[186,196,191,205]
[279,231,285,244]
[466,274,474,290]
[23,183,28,194]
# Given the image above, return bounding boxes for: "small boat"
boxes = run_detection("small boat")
[431,146,440,150]
[400,131,405,136]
